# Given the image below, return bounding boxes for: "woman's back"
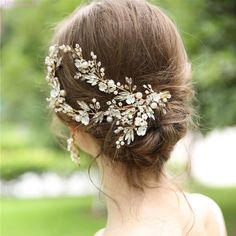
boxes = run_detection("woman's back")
[95,193,227,236]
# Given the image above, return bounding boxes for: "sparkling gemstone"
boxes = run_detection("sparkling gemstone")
[50,89,58,98]
[108,79,115,86]
[128,114,133,119]
[82,61,89,68]
[75,115,81,122]
[150,102,158,109]
[134,117,142,126]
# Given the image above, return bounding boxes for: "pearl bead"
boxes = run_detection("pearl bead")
[60,90,66,96]
[107,80,114,86]
[135,92,143,99]
[106,116,113,123]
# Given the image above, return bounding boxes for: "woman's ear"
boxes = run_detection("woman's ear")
[71,127,101,157]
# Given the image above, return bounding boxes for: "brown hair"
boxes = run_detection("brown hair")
[50,0,193,189]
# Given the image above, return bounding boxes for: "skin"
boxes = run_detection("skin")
[72,129,227,236]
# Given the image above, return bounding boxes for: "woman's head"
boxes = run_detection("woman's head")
[47,0,193,189]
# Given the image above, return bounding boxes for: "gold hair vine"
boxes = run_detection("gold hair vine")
[45,44,171,150]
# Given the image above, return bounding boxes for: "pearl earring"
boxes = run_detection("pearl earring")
[67,134,80,165]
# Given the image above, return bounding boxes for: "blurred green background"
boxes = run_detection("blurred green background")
[1,0,236,236]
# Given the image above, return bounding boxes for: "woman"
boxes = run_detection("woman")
[45,0,227,235]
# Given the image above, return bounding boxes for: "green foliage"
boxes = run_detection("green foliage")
[1,0,87,147]
[2,196,106,236]
[191,0,236,131]
[0,148,82,180]
[156,0,236,131]
[0,124,92,180]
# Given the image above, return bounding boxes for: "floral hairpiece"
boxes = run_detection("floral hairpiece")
[45,44,171,149]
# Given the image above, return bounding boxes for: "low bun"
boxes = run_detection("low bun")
[118,128,163,165]
[99,107,189,188]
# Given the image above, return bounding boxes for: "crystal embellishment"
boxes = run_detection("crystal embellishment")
[45,44,171,149]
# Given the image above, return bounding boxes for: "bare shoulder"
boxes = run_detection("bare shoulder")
[186,193,227,236]
[94,228,105,236]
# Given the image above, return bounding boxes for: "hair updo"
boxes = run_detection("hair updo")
[50,0,193,189]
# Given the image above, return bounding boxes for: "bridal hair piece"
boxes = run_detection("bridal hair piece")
[45,44,171,156]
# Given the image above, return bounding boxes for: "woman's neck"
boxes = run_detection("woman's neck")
[97,159,184,234]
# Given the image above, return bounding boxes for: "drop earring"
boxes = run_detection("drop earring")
[67,133,80,165]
